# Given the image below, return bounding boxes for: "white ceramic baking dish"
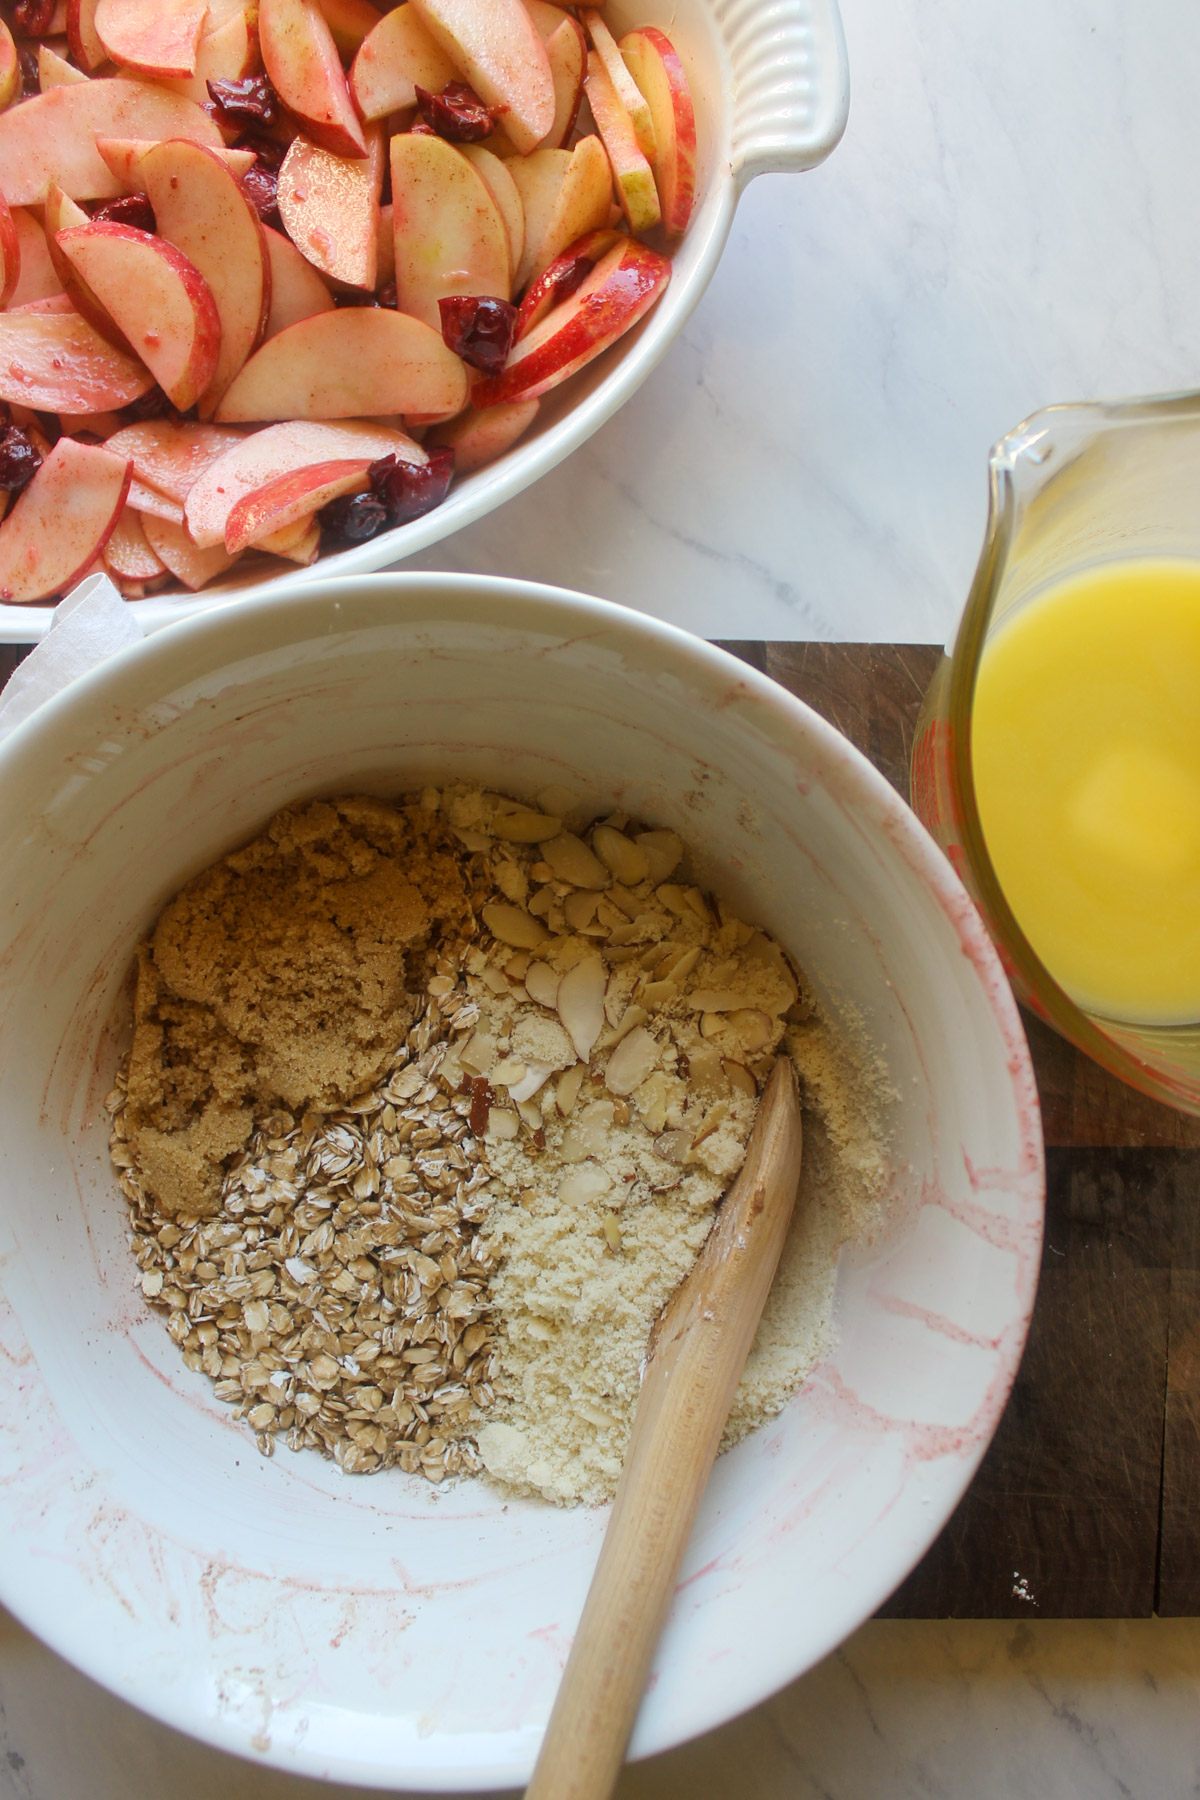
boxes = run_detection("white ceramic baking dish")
[0,0,850,643]
[0,574,1043,1790]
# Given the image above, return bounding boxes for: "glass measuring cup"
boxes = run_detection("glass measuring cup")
[911,389,1200,1114]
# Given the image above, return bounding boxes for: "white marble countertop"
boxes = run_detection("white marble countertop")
[408,0,1200,645]
[5,0,1200,1793]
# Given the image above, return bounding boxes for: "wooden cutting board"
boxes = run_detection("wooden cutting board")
[5,635,1197,1618]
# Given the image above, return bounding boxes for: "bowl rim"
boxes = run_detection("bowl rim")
[0,572,1045,1785]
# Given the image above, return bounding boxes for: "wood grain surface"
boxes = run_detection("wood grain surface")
[4,634,1196,1617]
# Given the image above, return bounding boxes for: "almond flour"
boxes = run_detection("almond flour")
[109,785,888,1497]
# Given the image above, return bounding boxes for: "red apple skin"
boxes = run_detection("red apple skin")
[471,237,670,409]
[0,437,131,603]
[513,226,621,341]
[67,0,109,73]
[56,222,222,411]
[0,308,155,411]
[0,195,19,309]
[185,418,424,546]
[43,183,138,353]
[619,26,696,238]
[260,0,368,159]
[213,307,469,424]
[141,138,272,414]
[224,456,372,550]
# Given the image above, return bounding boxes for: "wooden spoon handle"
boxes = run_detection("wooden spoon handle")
[525,1059,804,1800]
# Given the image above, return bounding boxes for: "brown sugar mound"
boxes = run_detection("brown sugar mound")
[123,795,469,1216]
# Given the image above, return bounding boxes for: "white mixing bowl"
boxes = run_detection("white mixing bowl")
[0,575,1043,1790]
[0,0,851,643]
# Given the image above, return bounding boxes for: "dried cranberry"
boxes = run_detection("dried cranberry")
[207,73,279,128]
[120,387,174,425]
[414,81,498,143]
[12,0,55,35]
[0,425,41,496]
[546,254,592,307]
[91,194,157,233]
[17,44,38,96]
[235,129,285,171]
[238,160,280,228]
[319,490,390,543]
[368,447,454,526]
[438,295,516,376]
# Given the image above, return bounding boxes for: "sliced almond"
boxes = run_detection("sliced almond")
[509,1061,555,1103]
[723,1059,758,1097]
[559,1163,613,1206]
[458,1031,497,1076]
[556,953,606,1061]
[489,805,562,842]
[727,1008,774,1052]
[653,1128,692,1165]
[485,1108,520,1141]
[592,824,650,885]
[561,888,597,929]
[635,829,683,883]
[607,1002,648,1047]
[605,1025,659,1096]
[688,1042,726,1096]
[482,902,550,949]
[687,989,757,1013]
[541,830,610,889]
[490,1057,529,1087]
[515,1097,543,1129]
[556,1062,585,1117]
[506,949,532,980]
[560,1097,614,1162]
[528,885,555,918]
[656,883,693,917]
[524,961,560,1008]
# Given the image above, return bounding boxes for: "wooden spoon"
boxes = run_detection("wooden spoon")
[525,1056,804,1800]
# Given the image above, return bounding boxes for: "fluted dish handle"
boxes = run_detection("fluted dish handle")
[722,0,850,188]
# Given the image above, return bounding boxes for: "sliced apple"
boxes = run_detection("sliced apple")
[8,206,62,308]
[471,234,669,408]
[260,0,368,158]
[185,416,423,544]
[11,293,78,313]
[429,393,537,471]
[127,478,185,523]
[56,223,221,409]
[261,223,337,338]
[103,504,166,580]
[543,13,585,148]
[506,147,567,289]
[95,0,209,77]
[104,419,247,504]
[96,135,258,190]
[215,306,469,421]
[153,7,262,105]
[0,20,20,111]
[349,2,455,120]
[584,47,659,234]
[409,0,554,155]
[141,138,271,414]
[0,80,223,205]
[142,511,239,589]
[391,133,511,330]
[0,197,21,309]
[620,26,695,238]
[225,455,371,550]
[277,125,384,291]
[67,0,109,73]
[376,203,395,288]
[316,0,381,56]
[38,43,88,88]
[57,406,123,434]
[513,224,619,339]
[259,513,320,561]
[41,183,136,350]
[516,133,611,290]
[523,0,566,41]
[583,11,654,163]
[459,144,524,285]
[0,307,154,410]
[0,437,130,603]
